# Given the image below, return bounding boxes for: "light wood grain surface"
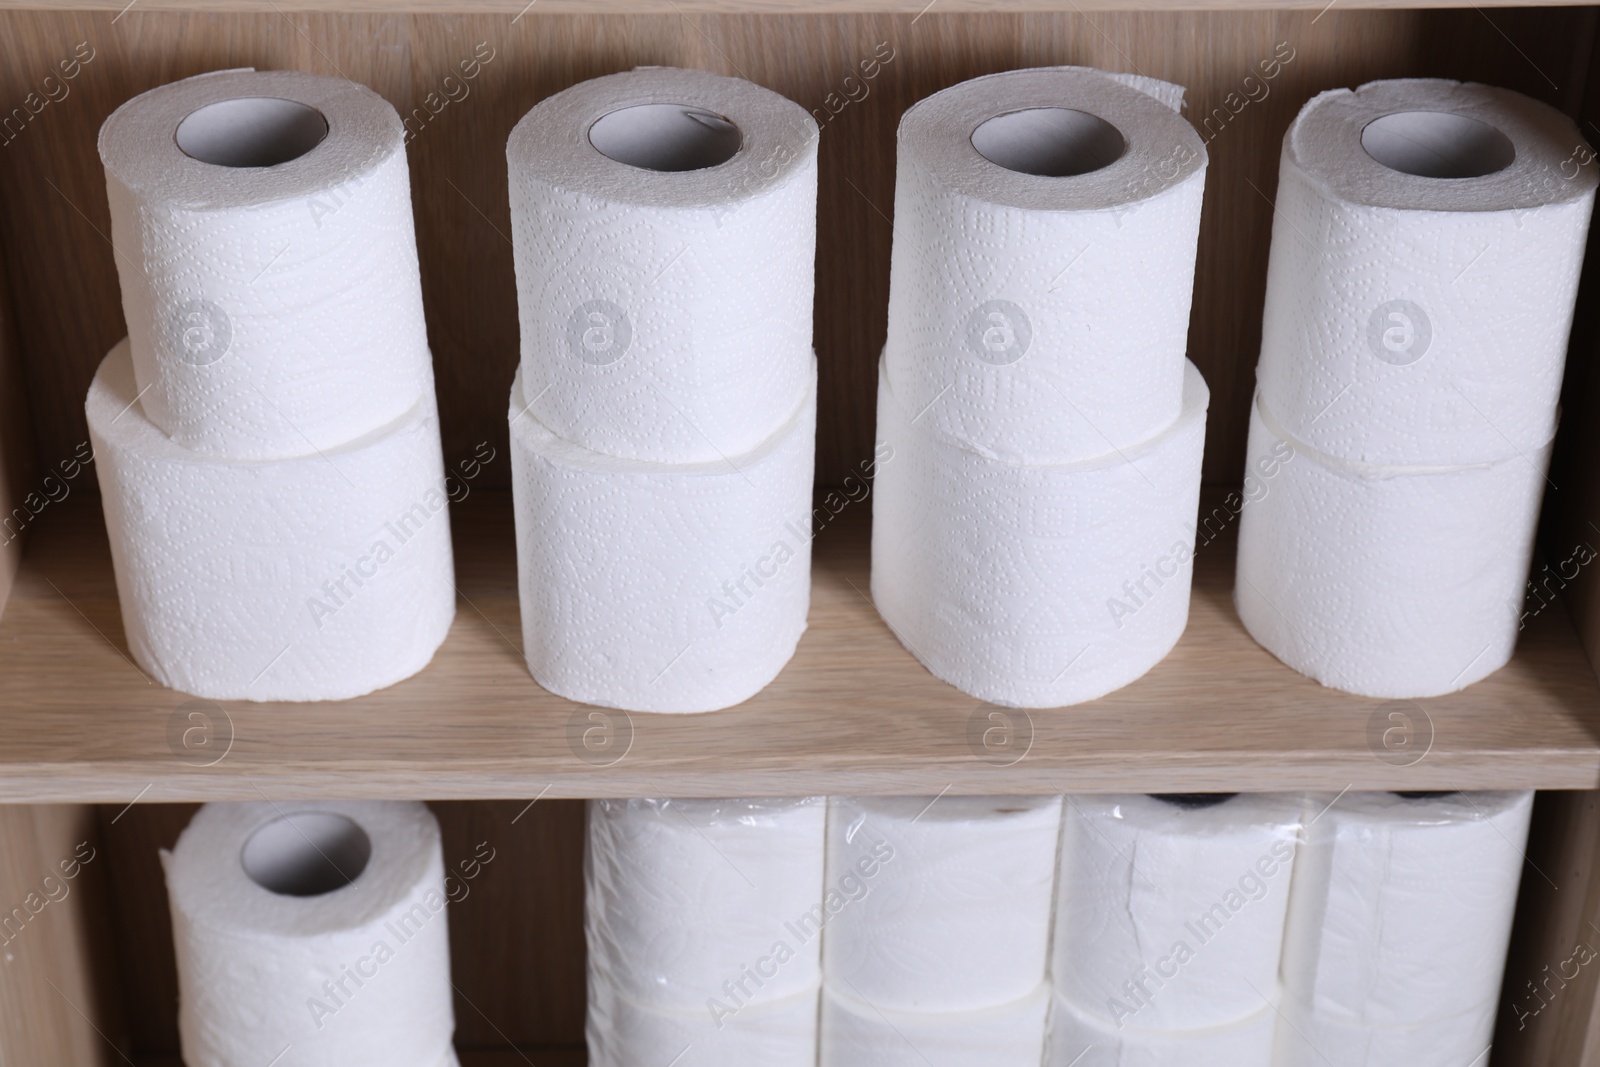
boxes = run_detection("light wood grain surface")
[0,489,1593,800]
[0,7,1589,496]
[0,0,1592,10]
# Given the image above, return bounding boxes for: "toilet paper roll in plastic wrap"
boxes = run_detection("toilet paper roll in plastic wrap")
[1053,793,1303,1031]
[510,359,815,713]
[100,69,434,459]
[509,67,817,463]
[883,66,1206,464]
[1274,1002,1493,1067]
[821,985,1048,1067]
[824,795,1061,1011]
[871,357,1207,707]
[1280,791,1533,1029]
[588,980,818,1067]
[88,339,456,701]
[1256,79,1596,467]
[1235,393,1548,698]
[163,801,457,1067]
[1047,994,1276,1067]
[586,798,825,1009]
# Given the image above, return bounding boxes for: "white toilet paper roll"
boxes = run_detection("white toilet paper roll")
[823,795,1061,1012]
[883,66,1207,464]
[1280,791,1533,1028]
[871,357,1208,707]
[1053,793,1303,1031]
[1235,393,1548,698]
[1274,1001,1494,1067]
[588,979,819,1067]
[1255,79,1597,467]
[509,358,815,713]
[821,984,1048,1067]
[1047,993,1276,1067]
[100,69,434,459]
[88,338,456,701]
[586,798,826,1010]
[508,67,818,463]
[163,801,456,1067]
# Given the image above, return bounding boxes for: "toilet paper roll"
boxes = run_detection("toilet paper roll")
[821,984,1048,1067]
[1280,791,1533,1027]
[1255,79,1597,467]
[883,66,1207,464]
[163,801,455,1067]
[1053,793,1303,1031]
[823,795,1061,1012]
[1274,1001,1495,1067]
[589,979,818,1067]
[586,798,826,1010]
[510,358,815,713]
[88,338,455,701]
[1235,392,1548,698]
[871,357,1208,707]
[1047,993,1276,1067]
[508,66,818,463]
[100,69,434,459]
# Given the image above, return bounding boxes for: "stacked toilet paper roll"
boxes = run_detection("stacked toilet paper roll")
[92,69,454,701]
[507,67,819,712]
[1276,790,1534,1066]
[1237,79,1598,698]
[869,67,1210,707]
[819,795,1062,1066]
[163,801,458,1067]
[1048,794,1303,1067]
[585,798,826,1067]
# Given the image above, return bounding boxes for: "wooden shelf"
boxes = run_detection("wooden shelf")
[138,1052,586,1066]
[0,0,1588,12]
[0,490,1596,803]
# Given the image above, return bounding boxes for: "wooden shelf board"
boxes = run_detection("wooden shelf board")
[0,491,1597,802]
[138,1051,587,1066]
[0,0,1588,12]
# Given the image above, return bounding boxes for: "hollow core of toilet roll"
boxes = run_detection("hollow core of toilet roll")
[1359,110,1516,178]
[969,107,1126,177]
[174,97,330,168]
[241,812,372,896]
[588,103,742,172]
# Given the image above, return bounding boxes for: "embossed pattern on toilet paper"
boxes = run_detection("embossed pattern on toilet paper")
[821,985,1048,1067]
[163,801,456,1067]
[589,980,819,1067]
[1047,993,1277,1067]
[1255,79,1596,466]
[883,67,1206,465]
[88,340,456,702]
[587,798,826,1010]
[871,358,1208,708]
[509,67,818,463]
[1273,1002,1495,1067]
[1053,794,1303,1031]
[510,360,815,713]
[100,69,434,459]
[823,796,1061,1012]
[1235,394,1548,698]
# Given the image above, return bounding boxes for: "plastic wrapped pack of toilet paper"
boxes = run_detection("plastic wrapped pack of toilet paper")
[100,69,434,459]
[586,798,826,1009]
[1053,793,1303,1031]
[871,357,1207,707]
[163,801,457,1067]
[1047,993,1276,1067]
[1256,80,1596,467]
[883,66,1206,464]
[1274,1002,1494,1067]
[1279,790,1533,1028]
[88,339,456,701]
[1235,393,1548,698]
[508,66,818,463]
[822,985,1047,1067]
[824,795,1061,1011]
[589,978,818,1067]
[510,359,814,712]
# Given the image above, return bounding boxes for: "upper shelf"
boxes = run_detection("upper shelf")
[0,0,1589,12]
[0,489,1595,803]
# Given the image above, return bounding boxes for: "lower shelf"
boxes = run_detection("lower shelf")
[0,490,1597,800]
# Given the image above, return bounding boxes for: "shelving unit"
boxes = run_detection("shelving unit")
[0,1,1598,1064]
